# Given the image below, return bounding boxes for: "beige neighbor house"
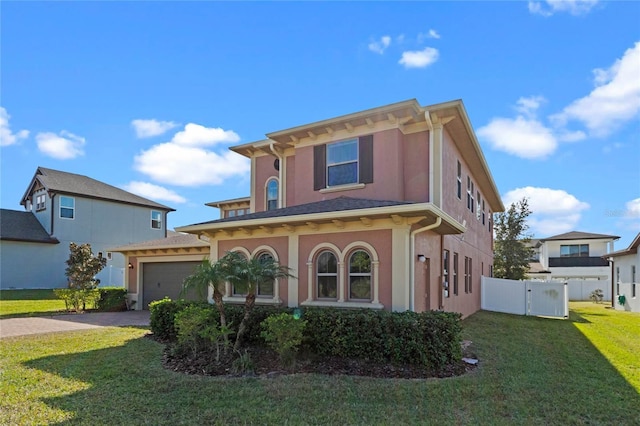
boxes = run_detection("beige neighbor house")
[117,99,504,317]
[605,232,640,312]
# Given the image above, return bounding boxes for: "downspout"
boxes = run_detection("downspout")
[409,217,442,311]
[269,142,284,208]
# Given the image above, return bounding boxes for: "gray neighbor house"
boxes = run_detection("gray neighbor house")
[0,167,174,289]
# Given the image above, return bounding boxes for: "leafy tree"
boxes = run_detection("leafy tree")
[221,251,294,351]
[493,198,534,280]
[65,242,106,290]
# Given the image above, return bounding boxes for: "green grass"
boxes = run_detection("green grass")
[0,304,638,425]
[0,289,67,318]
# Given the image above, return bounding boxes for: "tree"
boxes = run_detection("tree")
[65,242,106,290]
[493,198,534,280]
[222,251,294,351]
[182,257,229,334]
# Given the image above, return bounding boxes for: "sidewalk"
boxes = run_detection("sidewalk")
[0,310,150,339]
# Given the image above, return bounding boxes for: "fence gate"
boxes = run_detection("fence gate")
[482,276,568,319]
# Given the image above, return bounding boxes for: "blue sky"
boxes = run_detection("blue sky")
[1,1,639,249]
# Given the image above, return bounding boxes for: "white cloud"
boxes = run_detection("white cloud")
[514,96,546,118]
[417,29,441,43]
[477,116,558,159]
[625,198,640,218]
[528,0,599,17]
[171,123,240,147]
[122,181,186,204]
[134,142,249,186]
[399,47,439,69]
[502,186,590,237]
[550,41,640,137]
[368,36,391,54]
[0,107,29,147]
[36,131,85,159]
[131,119,178,138]
[428,29,441,39]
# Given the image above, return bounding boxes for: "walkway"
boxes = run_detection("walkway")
[0,310,150,339]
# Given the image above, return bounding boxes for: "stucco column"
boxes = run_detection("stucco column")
[391,228,410,311]
[287,233,299,307]
[306,261,313,302]
[372,260,380,304]
[338,261,345,302]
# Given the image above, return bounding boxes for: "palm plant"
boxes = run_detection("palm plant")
[221,251,294,351]
[182,258,228,332]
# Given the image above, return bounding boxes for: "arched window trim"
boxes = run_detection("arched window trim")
[315,250,339,300]
[303,241,382,309]
[347,249,373,302]
[265,178,279,211]
[223,245,282,305]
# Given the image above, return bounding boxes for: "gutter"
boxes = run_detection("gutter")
[409,217,442,311]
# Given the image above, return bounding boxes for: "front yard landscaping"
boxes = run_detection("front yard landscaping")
[1,301,638,425]
[0,289,66,318]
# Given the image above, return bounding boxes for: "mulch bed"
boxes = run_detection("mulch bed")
[155,336,477,379]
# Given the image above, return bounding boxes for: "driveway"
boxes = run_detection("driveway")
[0,310,150,339]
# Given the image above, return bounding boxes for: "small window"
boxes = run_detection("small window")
[60,196,75,219]
[317,251,338,299]
[476,192,481,220]
[464,257,470,293]
[560,244,589,257]
[453,252,459,296]
[467,178,475,212]
[632,265,636,284]
[36,194,46,211]
[443,250,450,298]
[151,210,162,229]
[107,252,112,260]
[456,161,462,200]
[266,179,278,211]
[327,139,358,187]
[349,250,371,300]
[228,210,236,218]
[482,200,486,225]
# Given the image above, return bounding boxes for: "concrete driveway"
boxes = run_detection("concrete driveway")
[0,310,150,339]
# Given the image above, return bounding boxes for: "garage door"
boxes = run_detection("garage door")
[142,262,201,308]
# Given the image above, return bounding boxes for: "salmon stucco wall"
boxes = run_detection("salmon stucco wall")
[253,155,279,213]
[402,130,430,203]
[298,229,393,308]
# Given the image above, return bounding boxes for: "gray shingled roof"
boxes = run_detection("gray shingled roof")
[110,230,209,252]
[189,197,415,227]
[21,167,174,211]
[605,232,640,257]
[541,231,620,242]
[0,209,59,244]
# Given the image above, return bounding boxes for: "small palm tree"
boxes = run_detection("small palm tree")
[182,258,228,333]
[221,251,294,351]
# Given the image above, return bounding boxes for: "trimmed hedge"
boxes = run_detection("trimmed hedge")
[95,287,128,312]
[149,299,462,372]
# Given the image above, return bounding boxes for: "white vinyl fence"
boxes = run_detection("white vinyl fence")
[482,276,568,319]
[565,279,611,301]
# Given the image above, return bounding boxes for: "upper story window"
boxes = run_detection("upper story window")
[59,196,75,219]
[36,194,46,211]
[443,250,450,298]
[467,177,475,213]
[560,244,589,257]
[456,161,462,199]
[481,199,486,225]
[313,135,373,191]
[453,252,459,296]
[266,179,279,211]
[151,210,162,229]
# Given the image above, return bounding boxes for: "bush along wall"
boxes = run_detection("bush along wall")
[95,287,128,312]
[149,299,463,373]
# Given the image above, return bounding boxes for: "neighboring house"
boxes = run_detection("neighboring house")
[0,167,174,289]
[527,231,620,282]
[605,233,639,312]
[118,98,504,317]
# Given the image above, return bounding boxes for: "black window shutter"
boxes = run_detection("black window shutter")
[313,144,326,191]
[359,135,373,184]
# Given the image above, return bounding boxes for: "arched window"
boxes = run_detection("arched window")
[348,250,372,301]
[266,179,278,211]
[256,252,275,297]
[231,251,249,296]
[316,251,338,299]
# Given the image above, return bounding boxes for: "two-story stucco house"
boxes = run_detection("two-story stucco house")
[527,231,620,282]
[0,167,174,289]
[141,99,499,318]
[605,232,639,312]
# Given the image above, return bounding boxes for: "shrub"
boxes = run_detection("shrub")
[261,312,307,368]
[95,287,128,312]
[590,289,604,304]
[149,298,207,341]
[54,288,100,312]
[174,305,228,358]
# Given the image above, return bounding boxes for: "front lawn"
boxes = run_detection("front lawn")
[1,303,638,425]
[0,289,66,318]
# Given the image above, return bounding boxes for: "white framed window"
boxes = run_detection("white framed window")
[36,194,46,211]
[266,178,278,211]
[151,210,162,229]
[456,161,462,200]
[317,251,338,299]
[453,252,459,296]
[443,250,450,298]
[60,196,75,219]
[348,250,372,301]
[327,139,358,187]
[256,252,276,297]
[560,244,589,257]
[467,177,475,213]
